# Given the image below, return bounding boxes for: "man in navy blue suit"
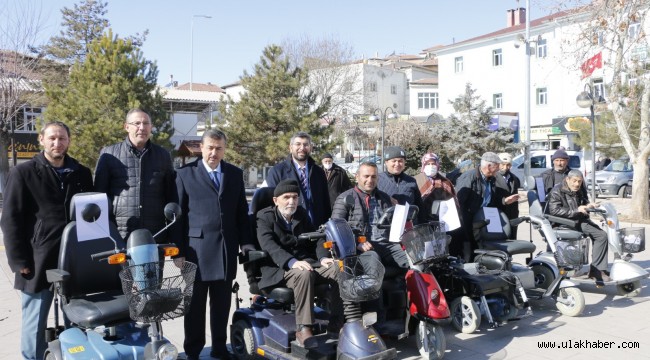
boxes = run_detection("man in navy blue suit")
[175,129,254,360]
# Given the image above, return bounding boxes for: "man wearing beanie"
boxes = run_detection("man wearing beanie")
[495,153,521,239]
[377,146,427,224]
[540,148,587,203]
[320,152,352,209]
[257,179,343,347]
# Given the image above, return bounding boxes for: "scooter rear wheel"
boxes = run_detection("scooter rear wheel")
[415,321,446,360]
[450,296,480,333]
[617,281,641,297]
[555,287,585,317]
[231,319,257,359]
[531,264,555,289]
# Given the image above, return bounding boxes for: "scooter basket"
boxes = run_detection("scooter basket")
[338,255,384,302]
[119,260,197,323]
[555,237,589,267]
[619,227,646,253]
[401,224,450,265]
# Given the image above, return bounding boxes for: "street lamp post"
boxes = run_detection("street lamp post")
[190,14,212,91]
[369,107,397,171]
[576,84,603,202]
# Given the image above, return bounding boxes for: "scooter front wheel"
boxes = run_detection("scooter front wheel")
[230,319,257,359]
[415,321,446,360]
[555,287,585,317]
[450,296,480,333]
[617,281,641,297]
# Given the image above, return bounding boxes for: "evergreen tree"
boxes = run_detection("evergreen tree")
[44,30,171,170]
[431,83,515,164]
[217,45,332,168]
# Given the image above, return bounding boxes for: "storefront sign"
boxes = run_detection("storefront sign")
[7,133,39,159]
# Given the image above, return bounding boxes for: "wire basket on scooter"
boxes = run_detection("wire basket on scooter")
[619,227,646,253]
[555,238,590,268]
[401,223,450,265]
[119,260,197,323]
[338,255,384,302]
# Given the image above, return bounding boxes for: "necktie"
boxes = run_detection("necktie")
[210,170,220,191]
[299,167,308,191]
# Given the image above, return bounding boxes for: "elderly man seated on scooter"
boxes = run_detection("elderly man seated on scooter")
[547,170,610,285]
[256,179,344,348]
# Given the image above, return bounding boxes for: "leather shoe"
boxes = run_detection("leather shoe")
[295,325,317,348]
[588,267,610,285]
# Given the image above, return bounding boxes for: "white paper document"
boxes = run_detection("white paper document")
[438,198,461,231]
[389,202,409,243]
[535,177,546,202]
[483,207,502,233]
[75,193,111,242]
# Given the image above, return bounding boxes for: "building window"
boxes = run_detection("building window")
[369,82,377,92]
[593,30,605,45]
[629,23,641,39]
[13,107,42,132]
[536,87,548,105]
[391,84,397,94]
[492,49,503,66]
[418,92,439,109]
[493,93,503,109]
[593,79,605,99]
[537,39,547,58]
[455,56,463,73]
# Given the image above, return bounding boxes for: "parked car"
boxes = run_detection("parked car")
[510,150,584,187]
[347,155,383,175]
[589,157,650,198]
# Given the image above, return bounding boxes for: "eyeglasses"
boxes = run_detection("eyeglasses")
[127,121,152,127]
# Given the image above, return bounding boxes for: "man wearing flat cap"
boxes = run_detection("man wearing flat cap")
[495,153,521,239]
[378,146,427,224]
[540,148,587,202]
[257,179,343,348]
[320,152,352,209]
[456,152,518,259]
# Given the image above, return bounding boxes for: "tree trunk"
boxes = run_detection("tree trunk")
[0,133,11,193]
[631,161,650,219]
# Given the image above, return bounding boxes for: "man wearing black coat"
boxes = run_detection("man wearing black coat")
[320,152,352,208]
[94,108,178,242]
[266,132,331,227]
[1,122,93,360]
[257,179,342,348]
[175,129,253,360]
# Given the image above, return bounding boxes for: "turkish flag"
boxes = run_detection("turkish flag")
[581,52,602,79]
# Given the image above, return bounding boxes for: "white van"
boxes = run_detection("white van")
[510,150,585,184]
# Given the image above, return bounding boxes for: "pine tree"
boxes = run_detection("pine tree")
[217,45,332,168]
[44,30,171,171]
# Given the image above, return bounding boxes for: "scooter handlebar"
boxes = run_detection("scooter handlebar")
[587,207,606,214]
[297,231,326,241]
[510,216,529,227]
[90,250,118,261]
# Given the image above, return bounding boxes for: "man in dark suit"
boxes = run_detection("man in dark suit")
[175,129,254,360]
[266,132,331,227]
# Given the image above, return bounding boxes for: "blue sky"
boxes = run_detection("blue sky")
[22,0,558,86]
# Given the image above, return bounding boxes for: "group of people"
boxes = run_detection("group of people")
[0,117,611,360]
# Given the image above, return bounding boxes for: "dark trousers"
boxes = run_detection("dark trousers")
[184,279,232,358]
[284,264,342,326]
[371,241,409,270]
[579,221,609,271]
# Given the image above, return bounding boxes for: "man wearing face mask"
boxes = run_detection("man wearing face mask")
[495,153,521,239]
[377,146,427,224]
[257,179,343,347]
[320,153,352,209]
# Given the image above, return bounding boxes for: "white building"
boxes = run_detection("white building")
[430,7,649,151]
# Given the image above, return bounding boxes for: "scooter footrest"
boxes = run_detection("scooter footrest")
[290,334,337,359]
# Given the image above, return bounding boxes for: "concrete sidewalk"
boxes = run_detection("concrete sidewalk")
[1,198,649,359]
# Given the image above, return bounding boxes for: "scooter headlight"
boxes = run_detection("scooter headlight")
[157,343,178,360]
[430,289,439,301]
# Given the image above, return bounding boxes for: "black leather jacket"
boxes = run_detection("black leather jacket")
[547,183,590,221]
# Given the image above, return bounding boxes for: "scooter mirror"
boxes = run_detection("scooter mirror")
[163,203,182,221]
[81,203,102,223]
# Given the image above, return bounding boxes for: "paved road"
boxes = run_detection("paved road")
[1,196,649,359]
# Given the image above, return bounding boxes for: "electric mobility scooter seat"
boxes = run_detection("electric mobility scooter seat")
[474,210,536,256]
[48,192,131,329]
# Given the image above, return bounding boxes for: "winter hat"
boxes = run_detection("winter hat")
[273,179,300,197]
[481,152,502,164]
[322,152,333,160]
[384,146,406,161]
[498,153,513,164]
[420,153,439,172]
[551,149,569,161]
